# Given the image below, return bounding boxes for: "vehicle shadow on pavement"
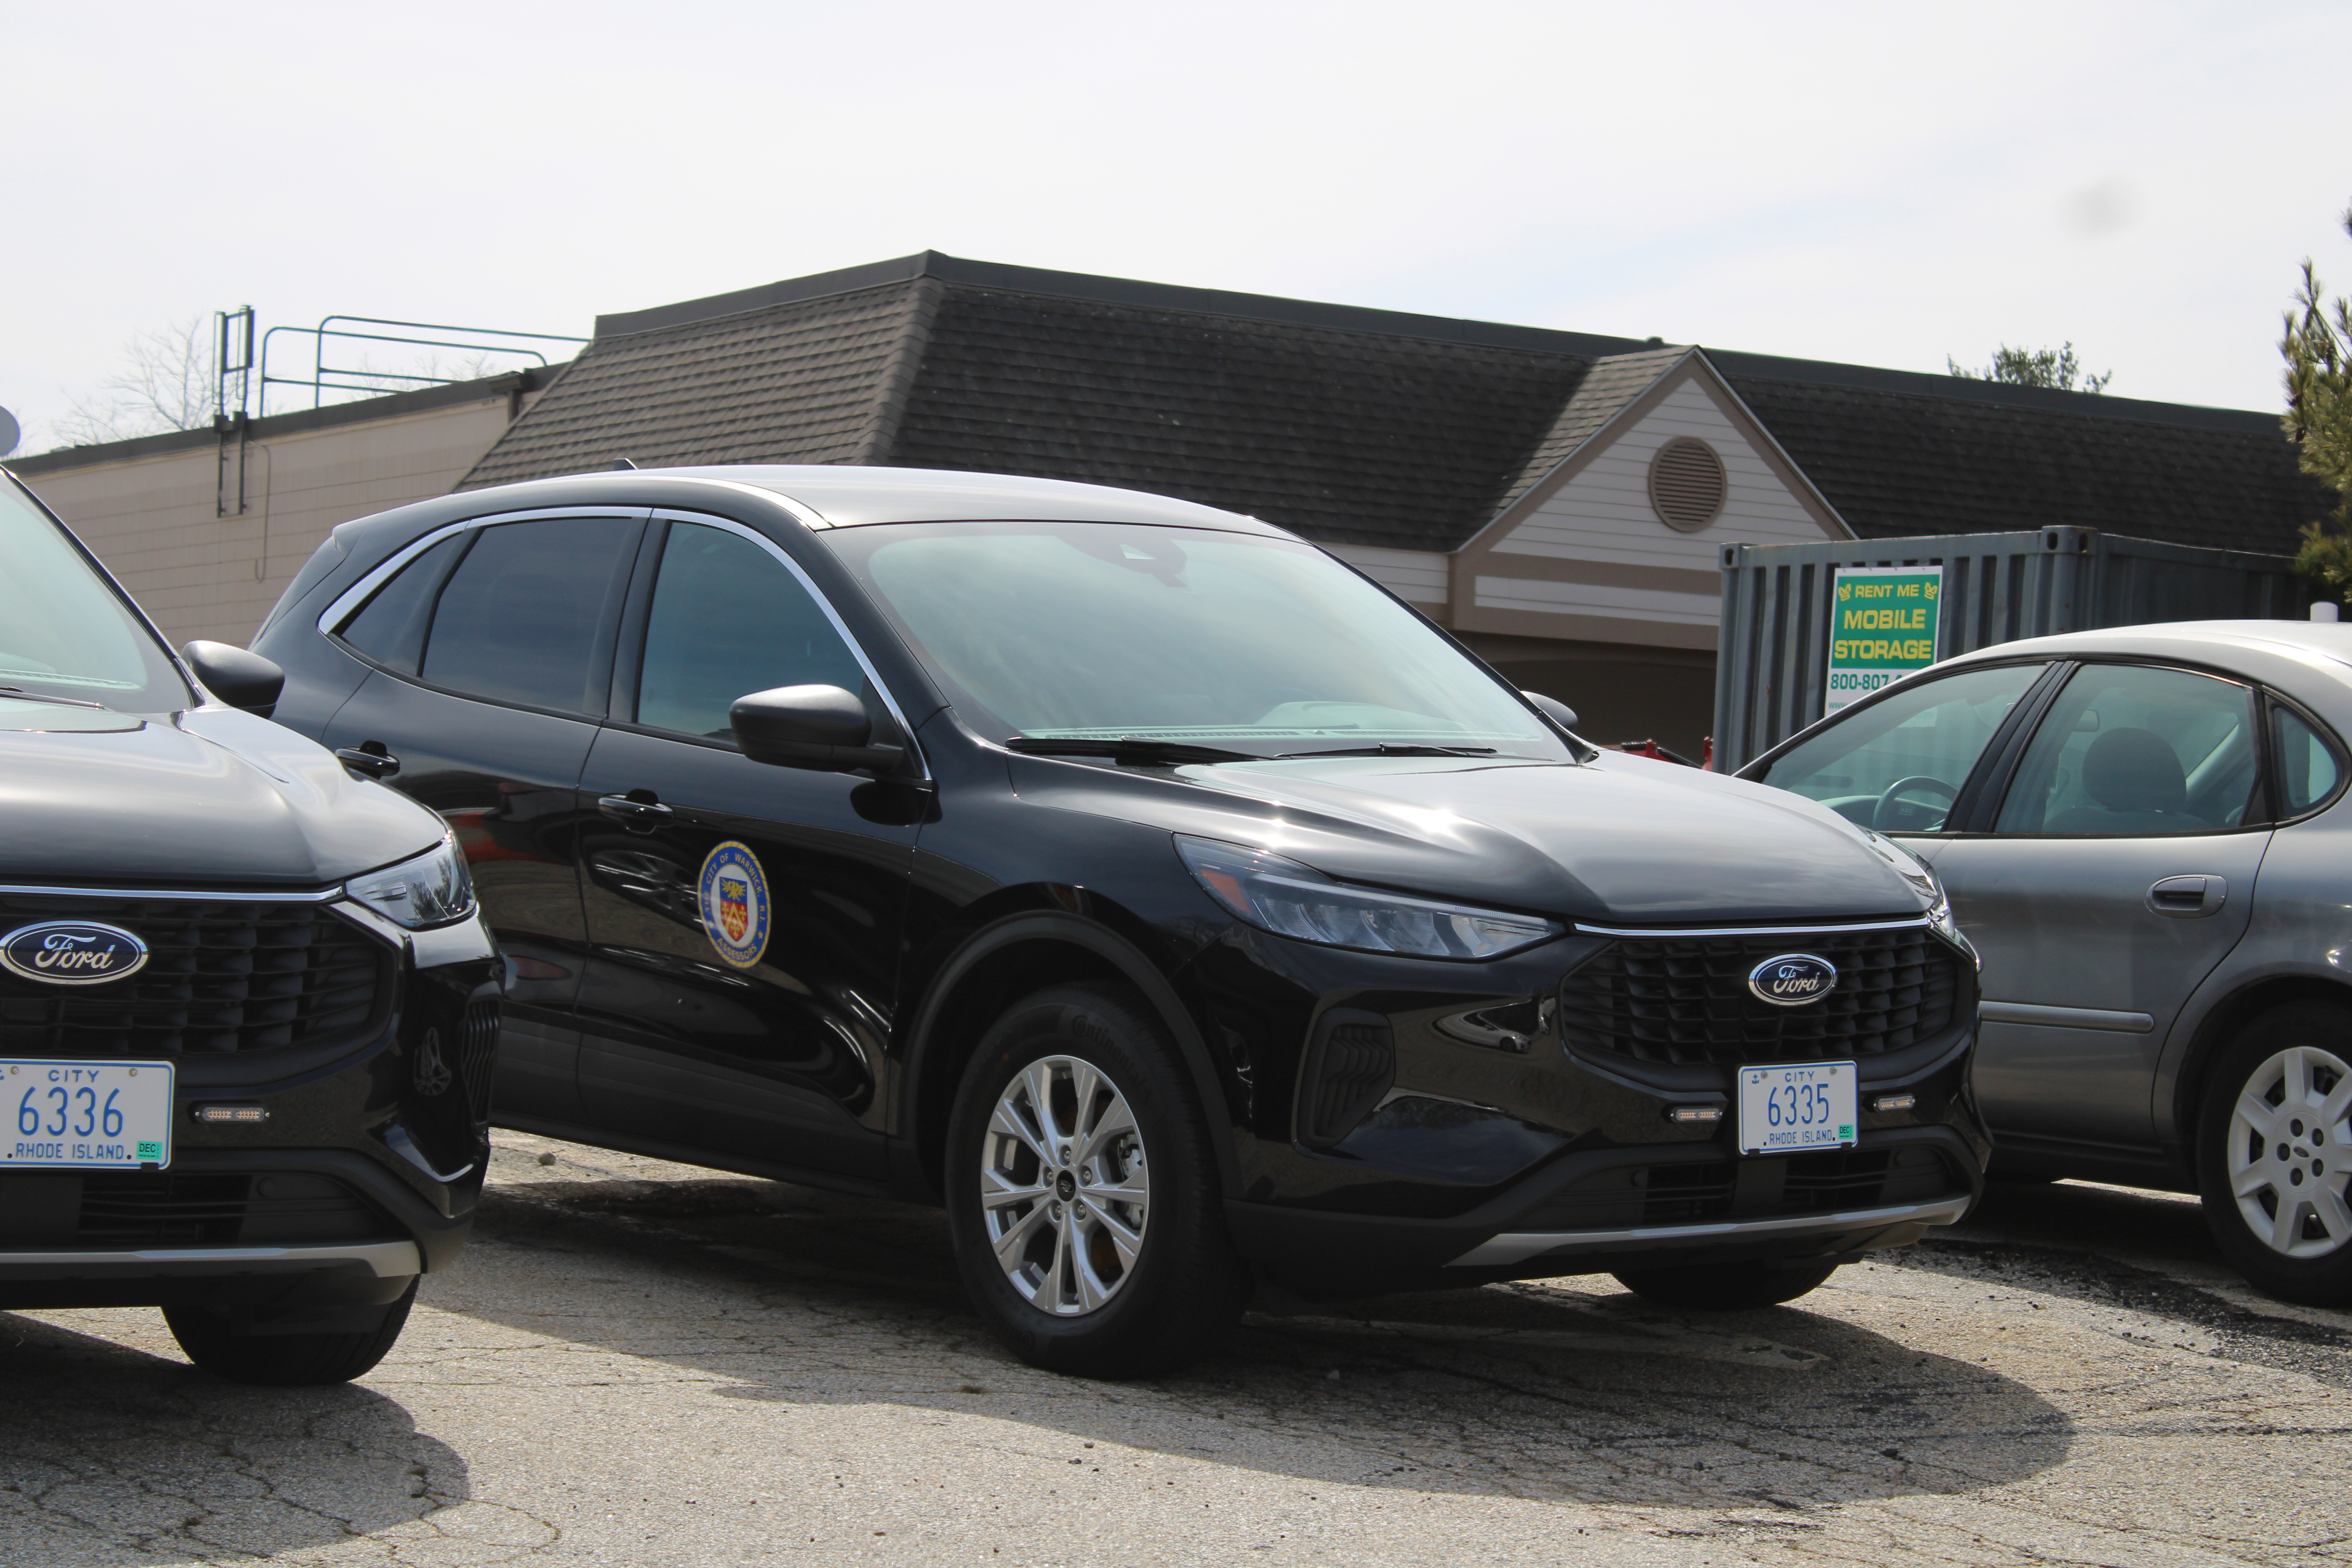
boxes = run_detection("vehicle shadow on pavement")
[445,1169,2076,1512]
[0,1310,470,1565]
[1895,1180,2352,1387]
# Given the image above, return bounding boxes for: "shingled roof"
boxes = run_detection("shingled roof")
[462,252,2333,557]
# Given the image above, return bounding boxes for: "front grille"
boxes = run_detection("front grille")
[0,1170,396,1248]
[457,1000,500,1124]
[1519,1144,1963,1230]
[0,895,387,1056]
[1559,926,1961,1069]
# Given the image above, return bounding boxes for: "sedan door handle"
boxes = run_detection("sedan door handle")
[335,741,400,779]
[597,792,673,833]
[2147,874,2226,918]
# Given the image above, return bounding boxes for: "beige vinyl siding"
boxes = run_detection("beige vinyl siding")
[24,396,526,648]
[1490,378,1834,571]
[1321,542,1448,604]
[1473,575,1721,626]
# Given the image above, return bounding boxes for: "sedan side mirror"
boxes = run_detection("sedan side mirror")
[730,684,907,775]
[182,640,285,718]
[1521,690,1580,733]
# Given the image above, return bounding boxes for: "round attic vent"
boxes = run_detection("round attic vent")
[1648,437,1727,532]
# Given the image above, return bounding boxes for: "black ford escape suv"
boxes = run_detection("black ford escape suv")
[0,469,499,1384]
[255,465,1987,1376]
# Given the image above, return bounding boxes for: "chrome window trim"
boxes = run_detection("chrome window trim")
[646,508,930,779]
[1574,916,1931,938]
[651,475,834,531]
[0,883,344,903]
[314,506,654,636]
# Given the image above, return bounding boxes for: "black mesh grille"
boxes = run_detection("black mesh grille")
[1559,926,1961,1069]
[0,895,388,1057]
[0,1170,396,1248]
[1298,1013,1394,1147]
[458,1001,500,1124]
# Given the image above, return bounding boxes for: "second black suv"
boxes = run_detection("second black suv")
[255,465,1987,1376]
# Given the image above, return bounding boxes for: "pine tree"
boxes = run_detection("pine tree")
[2287,203,2352,604]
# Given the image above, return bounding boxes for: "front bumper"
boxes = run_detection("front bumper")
[0,903,501,1310]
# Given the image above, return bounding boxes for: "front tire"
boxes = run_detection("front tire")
[945,982,1248,1378]
[1611,1258,1842,1309]
[2197,1002,2352,1307]
[165,1278,418,1385]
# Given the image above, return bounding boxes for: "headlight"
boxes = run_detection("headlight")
[1176,836,1563,960]
[346,833,477,930]
[1866,831,1973,962]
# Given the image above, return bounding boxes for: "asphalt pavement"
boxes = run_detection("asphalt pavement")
[5,1134,2350,1567]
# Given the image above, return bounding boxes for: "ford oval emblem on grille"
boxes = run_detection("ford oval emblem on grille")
[0,921,149,987]
[1747,953,1836,1007]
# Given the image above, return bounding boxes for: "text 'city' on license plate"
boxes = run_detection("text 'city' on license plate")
[1737,1060,1856,1155]
[4,1059,174,1169]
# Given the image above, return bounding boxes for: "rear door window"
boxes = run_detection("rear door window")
[1756,662,2044,831]
[418,518,640,715]
[1993,663,2260,835]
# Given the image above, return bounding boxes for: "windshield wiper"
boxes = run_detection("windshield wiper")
[1007,735,1258,765]
[1279,743,1501,759]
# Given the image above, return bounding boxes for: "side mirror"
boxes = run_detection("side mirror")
[730,684,906,774]
[1521,690,1580,733]
[182,640,285,718]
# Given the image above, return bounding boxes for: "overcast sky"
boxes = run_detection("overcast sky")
[6,0,2349,454]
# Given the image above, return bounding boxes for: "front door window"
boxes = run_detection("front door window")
[1757,662,2044,832]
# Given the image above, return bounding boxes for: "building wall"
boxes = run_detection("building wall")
[17,390,535,647]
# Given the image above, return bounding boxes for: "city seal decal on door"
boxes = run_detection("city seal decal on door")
[697,841,772,970]
[0,922,149,986]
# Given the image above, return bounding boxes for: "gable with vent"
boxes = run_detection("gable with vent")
[1450,349,1850,649]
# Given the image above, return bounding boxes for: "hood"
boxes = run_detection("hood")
[1015,748,1927,924]
[0,703,447,887]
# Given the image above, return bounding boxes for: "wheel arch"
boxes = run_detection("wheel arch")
[894,910,1240,1204]
[2165,969,2352,1176]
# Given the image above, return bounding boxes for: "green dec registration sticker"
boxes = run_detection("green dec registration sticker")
[1825,565,1942,715]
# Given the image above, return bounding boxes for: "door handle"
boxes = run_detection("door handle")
[335,741,400,779]
[2147,874,2226,918]
[597,791,673,833]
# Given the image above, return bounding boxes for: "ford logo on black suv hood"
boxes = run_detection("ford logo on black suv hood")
[1748,953,1837,1006]
[0,921,149,986]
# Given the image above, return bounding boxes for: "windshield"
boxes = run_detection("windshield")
[818,521,1566,759]
[0,478,189,712]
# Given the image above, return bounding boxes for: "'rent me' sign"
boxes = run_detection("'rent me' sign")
[1824,564,1942,715]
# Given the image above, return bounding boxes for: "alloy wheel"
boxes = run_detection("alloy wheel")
[2227,1044,2352,1259]
[979,1054,1151,1315]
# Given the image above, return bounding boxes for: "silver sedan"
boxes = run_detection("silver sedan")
[1742,620,2352,1306]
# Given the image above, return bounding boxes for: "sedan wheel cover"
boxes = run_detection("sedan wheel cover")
[2227,1044,2352,1259]
[979,1054,1150,1316]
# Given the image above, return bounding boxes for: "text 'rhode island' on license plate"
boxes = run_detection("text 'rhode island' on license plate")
[5,1060,174,1169]
[1737,1061,1857,1156]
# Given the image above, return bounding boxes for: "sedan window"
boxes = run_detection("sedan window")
[1756,662,2042,831]
[2273,704,2345,819]
[1994,664,2260,835]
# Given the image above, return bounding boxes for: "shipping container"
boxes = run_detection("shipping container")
[1712,527,2308,772]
